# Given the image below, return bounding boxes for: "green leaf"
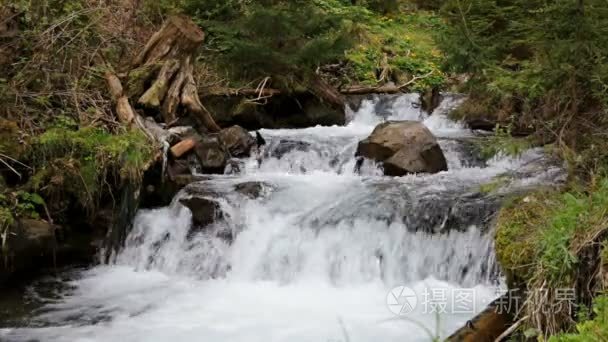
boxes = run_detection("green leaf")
[29,193,46,206]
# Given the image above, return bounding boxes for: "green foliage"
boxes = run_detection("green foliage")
[183,0,353,88]
[343,9,445,88]
[477,126,531,160]
[478,176,509,194]
[496,179,608,289]
[0,190,45,231]
[29,125,154,209]
[550,295,608,341]
[439,0,608,135]
[177,0,444,90]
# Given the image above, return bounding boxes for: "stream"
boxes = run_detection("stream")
[0,94,564,342]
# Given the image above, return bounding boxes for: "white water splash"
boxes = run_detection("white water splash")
[0,94,563,342]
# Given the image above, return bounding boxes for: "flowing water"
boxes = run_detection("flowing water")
[0,94,564,342]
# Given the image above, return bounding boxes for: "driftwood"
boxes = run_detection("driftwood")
[170,138,196,158]
[129,15,221,132]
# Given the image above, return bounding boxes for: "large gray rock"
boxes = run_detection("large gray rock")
[194,135,229,174]
[219,125,255,157]
[356,121,447,176]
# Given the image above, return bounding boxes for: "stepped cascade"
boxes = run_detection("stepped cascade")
[0,94,564,342]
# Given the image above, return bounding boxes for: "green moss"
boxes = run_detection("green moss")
[478,176,510,194]
[496,179,608,290]
[29,126,154,209]
[126,64,162,99]
[0,119,23,158]
[495,193,548,284]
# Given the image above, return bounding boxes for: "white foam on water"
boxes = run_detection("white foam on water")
[0,94,561,342]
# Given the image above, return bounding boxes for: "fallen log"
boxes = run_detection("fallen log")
[170,138,196,158]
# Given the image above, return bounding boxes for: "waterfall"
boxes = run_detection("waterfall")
[0,94,564,342]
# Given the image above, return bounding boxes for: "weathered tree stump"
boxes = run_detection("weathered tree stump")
[129,15,221,132]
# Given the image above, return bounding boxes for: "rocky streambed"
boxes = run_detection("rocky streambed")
[0,94,564,342]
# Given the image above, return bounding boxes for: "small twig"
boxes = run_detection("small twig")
[494,315,529,342]
[0,153,31,169]
[0,158,21,178]
[397,71,434,90]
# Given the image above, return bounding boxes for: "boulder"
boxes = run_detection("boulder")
[194,135,229,174]
[179,196,224,228]
[219,125,255,157]
[356,121,447,176]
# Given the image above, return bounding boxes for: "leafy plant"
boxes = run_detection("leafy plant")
[478,125,531,160]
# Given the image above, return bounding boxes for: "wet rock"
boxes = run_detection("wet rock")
[255,131,266,146]
[167,159,191,180]
[404,192,502,234]
[269,140,312,159]
[1,219,58,283]
[225,159,244,175]
[219,125,255,157]
[356,121,448,176]
[420,87,442,114]
[204,94,345,130]
[194,135,229,174]
[179,196,224,228]
[7,219,57,258]
[234,181,272,199]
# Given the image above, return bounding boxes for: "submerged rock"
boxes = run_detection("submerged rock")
[268,140,312,159]
[219,125,255,157]
[234,181,272,199]
[356,121,448,176]
[194,135,229,174]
